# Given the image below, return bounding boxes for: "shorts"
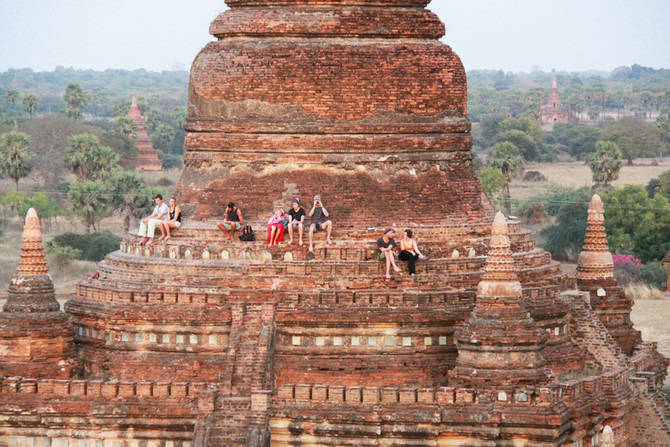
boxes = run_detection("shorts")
[172,221,181,228]
[222,222,242,231]
[312,221,328,231]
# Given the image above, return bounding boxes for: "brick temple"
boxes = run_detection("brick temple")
[1,1,669,446]
[127,96,162,172]
[541,75,568,130]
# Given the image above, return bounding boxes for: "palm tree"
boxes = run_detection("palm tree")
[487,142,523,215]
[0,131,34,191]
[22,93,38,118]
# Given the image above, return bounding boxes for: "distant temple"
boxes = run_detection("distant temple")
[541,75,568,129]
[127,96,162,171]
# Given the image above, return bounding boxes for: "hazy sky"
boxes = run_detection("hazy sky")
[1,0,669,73]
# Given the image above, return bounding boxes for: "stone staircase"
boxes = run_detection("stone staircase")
[563,291,628,371]
[193,303,274,446]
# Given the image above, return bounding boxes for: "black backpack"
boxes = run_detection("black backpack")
[239,224,255,241]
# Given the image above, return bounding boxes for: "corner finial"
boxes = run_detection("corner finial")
[16,208,49,276]
[577,194,613,281]
[477,212,522,298]
[4,208,60,313]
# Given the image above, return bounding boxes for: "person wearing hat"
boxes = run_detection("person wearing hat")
[287,198,306,246]
[217,201,244,241]
[308,194,332,253]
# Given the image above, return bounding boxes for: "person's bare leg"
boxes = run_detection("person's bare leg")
[217,222,229,239]
[158,223,166,241]
[288,223,294,244]
[165,222,173,241]
[326,221,333,244]
[308,225,315,252]
[384,252,392,279]
[298,223,304,246]
[274,228,282,245]
[269,227,276,247]
[391,254,401,273]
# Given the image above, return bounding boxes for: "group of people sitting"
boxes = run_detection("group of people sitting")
[216,195,332,253]
[136,194,425,278]
[137,194,181,246]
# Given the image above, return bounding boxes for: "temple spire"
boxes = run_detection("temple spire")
[3,208,59,313]
[450,212,549,387]
[16,208,49,275]
[552,74,558,90]
[577,194,614,282]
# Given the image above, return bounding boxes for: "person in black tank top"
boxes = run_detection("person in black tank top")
[217,201,245,241]
[159,198,182,241]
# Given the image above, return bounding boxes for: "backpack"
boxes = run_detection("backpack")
[239,224,255,241]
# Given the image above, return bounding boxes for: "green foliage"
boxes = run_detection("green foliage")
[496,129,539,161]
[64,133,119,181]
[603,185,670,263]
[601,117,664,162]
[45,242,81,271]
[478,167,508,210]
[487,142,523,179]
[107,171,153,232]
[588,140,622,186]
[22,93,38,118]
[66,180,110,232]
[151,123,176,150]
[551,123,601,158]
[62,83,89,120]
[0,192,61,222]
[0,130,34,190]
[498,116,544,143]
[98,130,137,169]
[514,201,548,224]
[640,262,668,290]
[657,112,670,153]
[4,89,19,108]
[158,152,183,169]
[114,116,136,138]
[539,187,592,261]
[49,231,120,262]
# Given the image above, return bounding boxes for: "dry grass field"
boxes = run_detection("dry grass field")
[510,158,670,200]
[632,299,670,360]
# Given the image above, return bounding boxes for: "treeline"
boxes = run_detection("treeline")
[468,65,670,122]
[0,67,188,117]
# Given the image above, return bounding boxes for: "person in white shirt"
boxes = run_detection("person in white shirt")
[138,194,169,247]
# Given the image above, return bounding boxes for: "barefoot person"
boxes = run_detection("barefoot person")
[159,198,182,241]
[398,229,427,276]
[267,209,286,247]
[287,198,305,246]
[378,228,401,279]
[308,195,332,253]
[217,202,244,241]
[138,194,169,247]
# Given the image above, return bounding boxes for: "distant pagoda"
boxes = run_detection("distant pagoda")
[127,96,162,171]
[541,74,568,129]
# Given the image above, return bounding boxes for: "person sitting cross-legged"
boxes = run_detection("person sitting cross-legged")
[308,195,332,253]
[378,228,401,279]
[287,198,305,246]
[159,197,182,242]
[138,194,169,247]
